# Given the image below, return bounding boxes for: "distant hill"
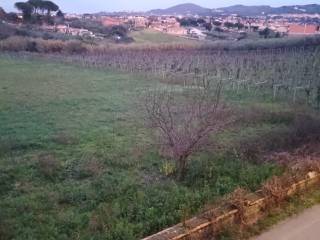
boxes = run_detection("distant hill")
[218,4,320,16]
[148,3,320,16]
[95,11,144,17]
[148,3,212,16]
[217,5,272,16]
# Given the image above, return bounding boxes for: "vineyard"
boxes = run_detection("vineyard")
[57,45,320,108]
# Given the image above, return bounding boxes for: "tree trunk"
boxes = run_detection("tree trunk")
[176,156,187,181]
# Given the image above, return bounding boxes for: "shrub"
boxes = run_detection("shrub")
[145,80,233,180]
[25,40,38,52]
[236,113,320,162]
[63,40,87,54]
[227,188,250,225]
[293,114,320,142]
[0,36,29,51]
[0,36,90,54]
[0,23,16,40]
[36,39,64,53]
[15,28,32,37]
[262,175,293,206]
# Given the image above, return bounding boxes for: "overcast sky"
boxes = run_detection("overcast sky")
[1,0,320,13]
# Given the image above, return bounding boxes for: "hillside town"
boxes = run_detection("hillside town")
[60,12,320,40]
[1,4,320,41]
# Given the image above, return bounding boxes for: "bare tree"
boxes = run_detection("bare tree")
[145,79,233,180]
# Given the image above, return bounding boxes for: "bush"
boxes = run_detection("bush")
[0,23,16,40]
[0,36,90,54]
[25,40,38,52]
[63,40,87,54]
[16,26,74,41]
[237,113,320,162]
[36,39,64,53]
[0,36,30,51]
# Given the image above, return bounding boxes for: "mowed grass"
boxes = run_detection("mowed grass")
[0,55,281,240]
[129,29,197,45]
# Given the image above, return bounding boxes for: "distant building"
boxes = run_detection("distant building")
[64,13,82,19]
[150,17,187,36]
[288,24,320,35]
[188,28,206,40]
[166,26,187,35]
[128,16,148,28]
[55,25,68,33]
[82,14,96,20]
[276,26,289,34]
[51,24,95,37]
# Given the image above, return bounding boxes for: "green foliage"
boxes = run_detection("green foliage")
[68,19,133,42]
[185,154,282,194]
[15,0,60,23]
[15,2,33,20]
[0,36,89,53]
[178,17,199,27]
[257,27,281,39]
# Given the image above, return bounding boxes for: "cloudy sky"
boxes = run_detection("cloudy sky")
[1,0,320,13]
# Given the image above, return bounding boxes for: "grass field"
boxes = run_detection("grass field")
[129,29,198,45]
[0,55,293,240]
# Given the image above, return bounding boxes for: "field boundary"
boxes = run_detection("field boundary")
[142,171,320,240]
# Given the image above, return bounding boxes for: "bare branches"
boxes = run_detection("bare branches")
[58,45,320,107]
[145,79,233,180]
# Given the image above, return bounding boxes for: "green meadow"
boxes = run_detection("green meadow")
[0,55,288,240]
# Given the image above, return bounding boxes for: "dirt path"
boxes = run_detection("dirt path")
[254,205,320,240]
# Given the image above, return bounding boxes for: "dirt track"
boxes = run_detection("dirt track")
[254,205,320,240]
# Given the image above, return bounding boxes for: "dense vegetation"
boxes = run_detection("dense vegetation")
[68,19,132,42]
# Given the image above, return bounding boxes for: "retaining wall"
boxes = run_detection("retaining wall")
[142,171,320,240]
